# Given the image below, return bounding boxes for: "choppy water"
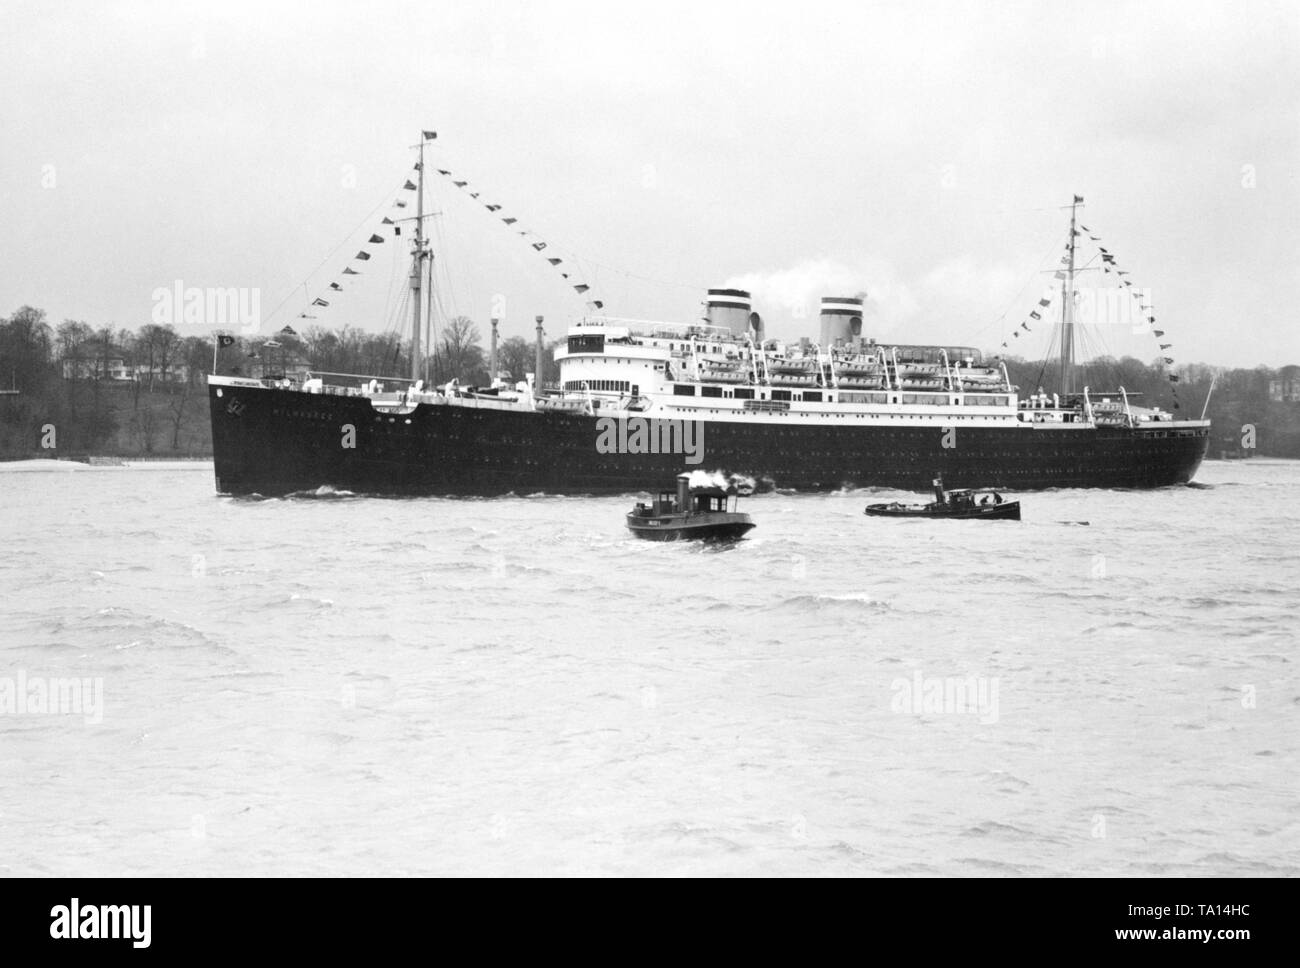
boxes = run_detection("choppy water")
[1,458,1296,876]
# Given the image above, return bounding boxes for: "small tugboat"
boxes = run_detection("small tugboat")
[864,477,1020,521]
[627,473,756,541]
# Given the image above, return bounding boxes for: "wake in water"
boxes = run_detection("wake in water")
[229,485,362,501]
[288,485,358,499]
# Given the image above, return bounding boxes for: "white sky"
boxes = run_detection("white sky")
[2,0,1296,367]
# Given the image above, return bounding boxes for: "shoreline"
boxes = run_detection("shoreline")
[0,457,213,472]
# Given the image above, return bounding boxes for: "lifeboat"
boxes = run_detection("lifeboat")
[835,359,882,376]
[769,373,820,387]
[955,369,1005,387]
[768,358,818,375]
[697,367,748,384]
[897,362,942,377]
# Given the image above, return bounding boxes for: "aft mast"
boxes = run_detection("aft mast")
[1061,194,1081,398]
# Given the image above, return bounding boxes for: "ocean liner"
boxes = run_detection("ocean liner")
[208,134,1209,496]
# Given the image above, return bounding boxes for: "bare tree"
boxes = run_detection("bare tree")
[0,307,54,395]
[167,380,191,450]
[437,316,486,384]
[137,323,179,389]
[130,407,159,454]
[56,320,93,363]
[56,320,92,414]
[180,335,212,387]
[496,335,532,383]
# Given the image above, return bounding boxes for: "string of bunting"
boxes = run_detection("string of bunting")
[428,167,605,312]
[995,237,1068,353]
[997,218,1182,410]
[294,148,609,323]
[1084,223,1181,410]
[290,169,420,324]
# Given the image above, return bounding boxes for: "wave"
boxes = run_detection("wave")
[287,485,358,499]
[765,592,893,615]
[286,593,335,608]
[962,820,1041,839]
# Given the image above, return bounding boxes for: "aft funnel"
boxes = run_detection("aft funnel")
[818,296,864,347]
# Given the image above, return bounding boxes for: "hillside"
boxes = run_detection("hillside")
[0,381,212,459]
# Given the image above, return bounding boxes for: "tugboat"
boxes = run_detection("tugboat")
[864,476,1020,521]
[627,473,756,541]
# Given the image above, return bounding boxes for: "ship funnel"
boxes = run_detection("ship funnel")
[819,296,864,347]
[676,473,690,511]
[706,289,754,336]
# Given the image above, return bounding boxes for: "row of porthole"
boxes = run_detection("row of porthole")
[665,408,1018,421]
[358,418,1180,454]
[272,409,335,421]
[352,417,1198,455]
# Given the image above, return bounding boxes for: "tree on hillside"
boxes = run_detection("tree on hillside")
[362,333,403,378]
[301,326,338,371]
[167,380,192,451]
[137,323,180,389]
[0,306,54,394]
[55,319,94,413]
[181,335,214,388]
[56,320,93,361]
[543,339,561,386]
[496,335,532,383]
[436,316,486,384]
[129,406,159,454]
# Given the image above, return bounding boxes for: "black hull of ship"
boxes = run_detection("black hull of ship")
[209,384,1210,496]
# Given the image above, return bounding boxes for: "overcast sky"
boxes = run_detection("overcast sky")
[2,0,1296,367]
